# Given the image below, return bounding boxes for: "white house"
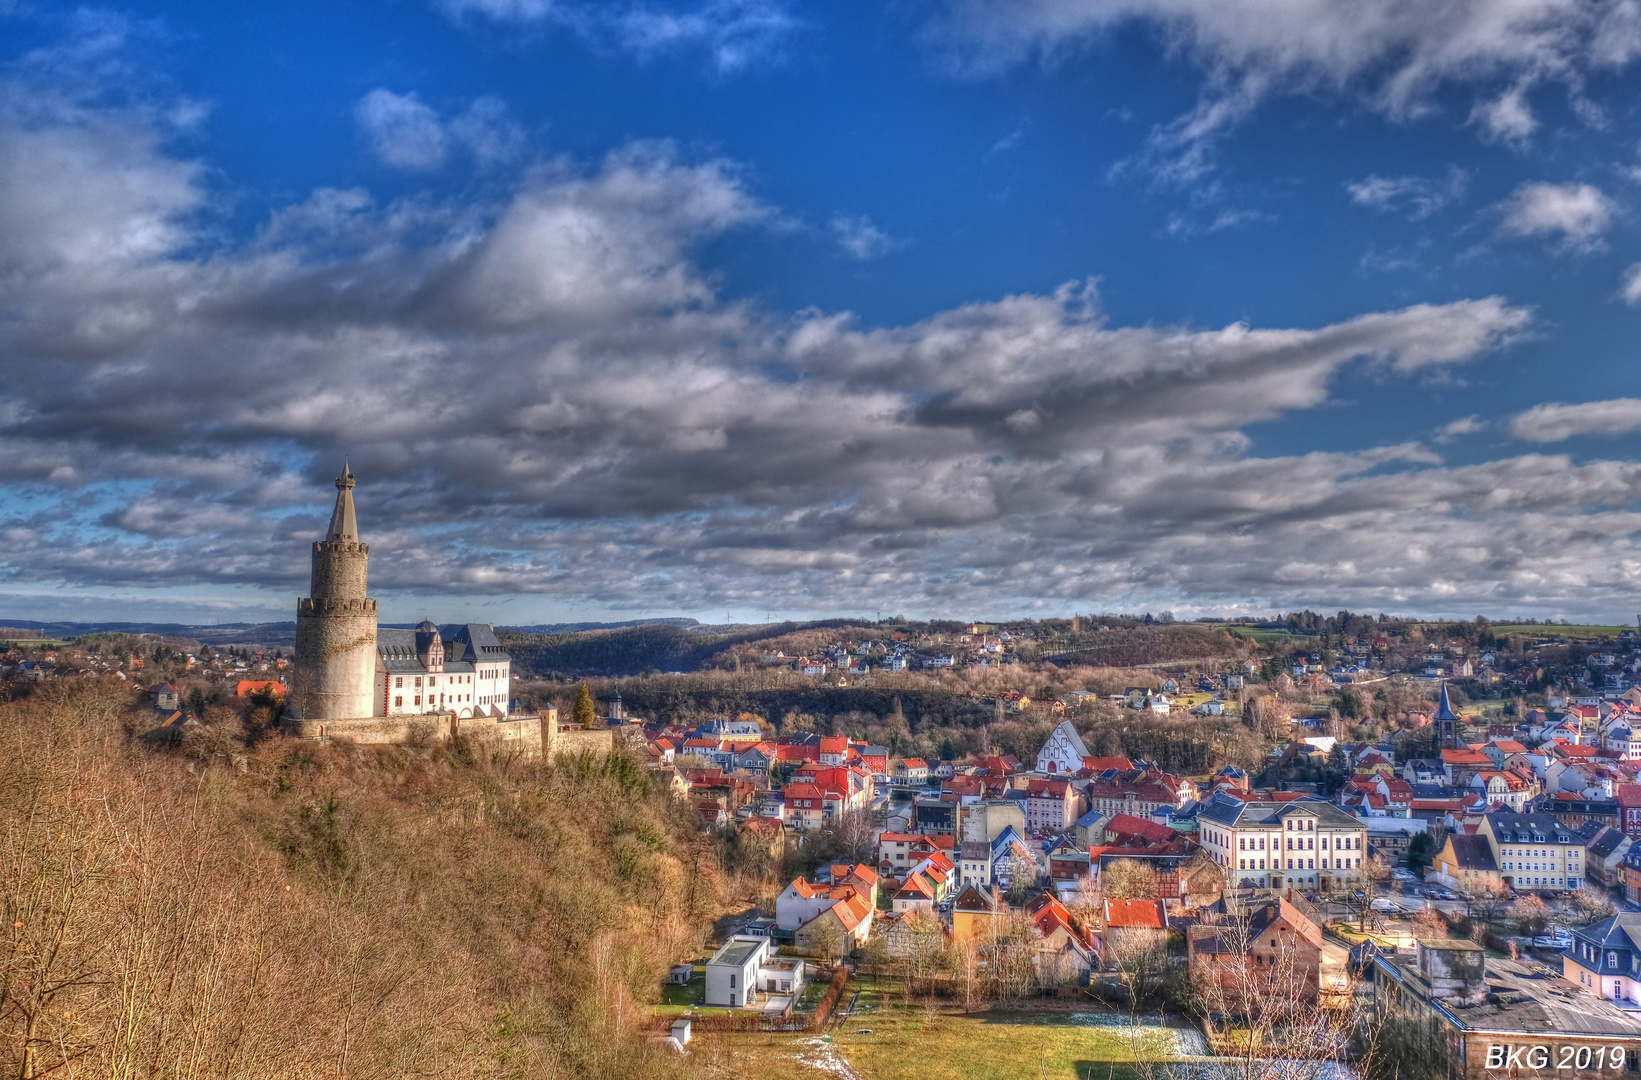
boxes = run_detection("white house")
[1035,720,1090,775]
[705,936,769,1007]
[704,935,807,1008]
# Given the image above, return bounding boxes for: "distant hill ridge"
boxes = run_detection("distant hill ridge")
[0,619,297,646]
[498,617,702,633]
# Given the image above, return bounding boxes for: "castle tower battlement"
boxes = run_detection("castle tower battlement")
[293,466,379,721]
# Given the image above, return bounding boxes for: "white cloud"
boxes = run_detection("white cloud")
[924,0,1641,180]
[615,0,805,74]
[1494,181,1616,251]
[1620,263,1641,304]
[355,90,525,171]
[1469,83,1538,143]
[1507,399,1641,442]
[355,90,449,171]
[447,97,527,167]
[828,213,905,260]
[1346,167,1466,220]
[1434,415,1487,443]
[437,0,806,75]
[439,0,555,17]
[27,55,1641,621]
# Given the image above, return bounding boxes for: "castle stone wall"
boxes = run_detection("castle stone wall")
[284,714,452,744]
[309,540,369,599]
[295,602,378,720]
[284,710,545,759]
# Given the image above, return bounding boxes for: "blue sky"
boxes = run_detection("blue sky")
[4,0,1641,625]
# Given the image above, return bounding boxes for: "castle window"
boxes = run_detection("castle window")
[395,677,402,688]
[415,677,422,687]
[395,696,402,707]
[414,696,421,705]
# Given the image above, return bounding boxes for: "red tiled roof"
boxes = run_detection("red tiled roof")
[1103,898,1167,930]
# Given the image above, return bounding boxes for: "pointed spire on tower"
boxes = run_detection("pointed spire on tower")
[326,463,359,542]
[1434,681,1458,722]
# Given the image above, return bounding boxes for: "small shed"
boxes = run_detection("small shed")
[666,964,694,986]
[670,1018,692,1045]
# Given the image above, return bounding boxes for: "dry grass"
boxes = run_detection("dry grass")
[0,679,726,1079]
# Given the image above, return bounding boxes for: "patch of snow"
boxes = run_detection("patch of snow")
[1067,1013,1211,1057]
[794,1037,867,1080]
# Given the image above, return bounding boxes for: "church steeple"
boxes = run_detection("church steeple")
[1434,680,1460,750]
[1434,681,1458,722]
[326,463,358,542]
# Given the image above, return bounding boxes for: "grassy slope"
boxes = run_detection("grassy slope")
[0,681,722,1080]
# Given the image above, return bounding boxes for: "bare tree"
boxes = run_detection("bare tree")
[1118,902,1382,1080]
[1104,927,1169,1004]
[1461,877,1512,931]
[1103,859,1159,900]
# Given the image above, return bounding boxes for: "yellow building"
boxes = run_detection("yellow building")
[1478,812,1586,892]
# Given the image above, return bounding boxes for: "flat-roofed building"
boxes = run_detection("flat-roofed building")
[1376,939,1641,1080]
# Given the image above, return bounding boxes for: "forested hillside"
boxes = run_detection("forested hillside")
[498,618,1249,679]
[498,619,876,678]
[0,682,719,1079]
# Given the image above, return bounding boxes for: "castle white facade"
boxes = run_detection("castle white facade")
[376,621,511,720]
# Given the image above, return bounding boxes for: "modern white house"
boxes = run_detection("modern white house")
[705,936,770,1008]
[704,935,809,1009]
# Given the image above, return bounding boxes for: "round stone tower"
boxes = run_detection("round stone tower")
[293,466,379,720]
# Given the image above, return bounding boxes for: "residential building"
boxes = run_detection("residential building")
[949,884,1001,944]
[959,840,992,887]
[877,831,937,875]
[775,865,878,947]
[1442,746,1494,788]
[1564,913,1641,1006]
[1624,846,1641,904]
[1025,893,1098,982]
[1429,833,1505,893]
[704,935,808,1008]
[1620,784,1641,840]
[782,782,825,831]
[819,736,848,768]
[894,757,930,787]
[1025,778,1081,832]
[1578,821,1633,887]
[1187,898,1322,1003]
[892,873,937,914]
[704,936,768,1008]
[1081,769,1196,818]
[914,795,960,837]
[1478,812,1586,892]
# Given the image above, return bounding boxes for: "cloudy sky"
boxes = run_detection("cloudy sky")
[5,0,1641,625]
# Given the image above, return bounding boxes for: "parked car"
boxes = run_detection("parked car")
[1370,897,1398,912]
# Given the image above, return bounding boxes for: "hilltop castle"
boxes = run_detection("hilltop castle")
[284,466,544,752]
